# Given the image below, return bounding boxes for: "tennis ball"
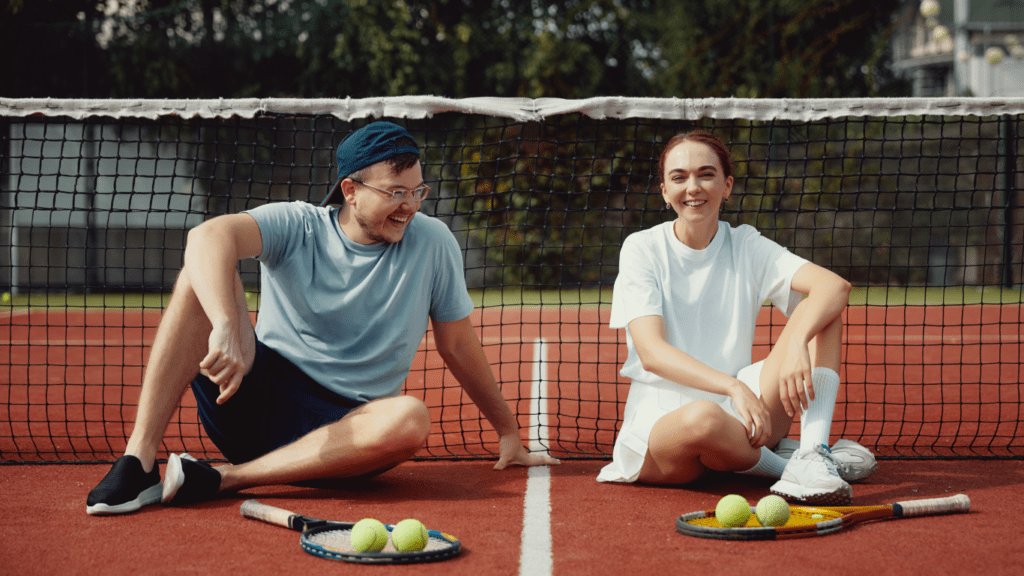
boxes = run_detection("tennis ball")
[715,494,751,527]
[350,518,388,553]
[1,292,10,303]
[391,518,429,552]
[755,495,790,527]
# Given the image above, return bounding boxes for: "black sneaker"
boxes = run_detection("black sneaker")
[86,455,162,515]
[161,453,222,506]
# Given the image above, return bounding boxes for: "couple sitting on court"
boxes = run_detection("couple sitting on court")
[87,123,875,516]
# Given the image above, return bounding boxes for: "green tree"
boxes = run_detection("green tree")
[634,0,905,98]
[2,0,918,290]
[4,0,907,99]
[2,0,104,97]
[439,116,675,288]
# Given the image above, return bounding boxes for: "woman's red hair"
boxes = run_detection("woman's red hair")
[658,130,733,182]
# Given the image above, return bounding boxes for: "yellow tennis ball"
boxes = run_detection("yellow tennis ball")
[755,494,791,527]
[715,494,751,527]
[391,518,429,552]
[350,518,388,553]
[1,292,10,303]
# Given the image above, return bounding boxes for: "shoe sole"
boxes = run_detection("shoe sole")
[86,483,162,515]
[161,454,186,504]
[771,480,853,506]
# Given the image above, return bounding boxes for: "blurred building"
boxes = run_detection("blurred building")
[891,0,1024,97]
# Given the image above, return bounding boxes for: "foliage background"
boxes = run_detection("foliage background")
[2,0,909,99]
[11,2,1018,294]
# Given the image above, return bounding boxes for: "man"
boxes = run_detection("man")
[87,121,557,515]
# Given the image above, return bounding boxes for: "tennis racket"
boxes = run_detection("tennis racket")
[240,499,461,564]
[676,493,970,540]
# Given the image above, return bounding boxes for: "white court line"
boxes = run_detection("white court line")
[520,466,552,576]
[519,337,553,576]
[529,337,549,453]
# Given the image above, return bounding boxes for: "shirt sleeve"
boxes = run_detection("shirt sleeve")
[609,233,663,329]
[245,201,312,268]
[742,226,809,317]
[427,219,475,323]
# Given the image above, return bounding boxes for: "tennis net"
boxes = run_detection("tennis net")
[1,97,1022,462]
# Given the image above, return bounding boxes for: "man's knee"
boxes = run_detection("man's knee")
[396,396,431,448]
[370,396,430,453]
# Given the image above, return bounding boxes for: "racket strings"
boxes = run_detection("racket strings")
[306,528,453,553]
[688,507,846,529]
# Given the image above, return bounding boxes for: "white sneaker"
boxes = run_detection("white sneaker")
[774,438,877,483]
[771,445,852,505]
[829,439,877,482]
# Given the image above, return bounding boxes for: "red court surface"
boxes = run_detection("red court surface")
[1,459,1022,575]
[2,303,1023,574]
[3,304,1022,462]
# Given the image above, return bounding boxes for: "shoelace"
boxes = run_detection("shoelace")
[816,445,850,477]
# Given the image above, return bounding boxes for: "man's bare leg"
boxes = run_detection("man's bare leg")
[126,269,254,473]
[161,395,432,504]
[216,395,431,492]
[87,269,251,514]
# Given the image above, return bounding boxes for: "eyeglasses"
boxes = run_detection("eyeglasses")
[350,178,430,204]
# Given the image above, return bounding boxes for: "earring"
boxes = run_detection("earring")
[665,203,672,210]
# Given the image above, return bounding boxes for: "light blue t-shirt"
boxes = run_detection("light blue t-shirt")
[245,201,474,402]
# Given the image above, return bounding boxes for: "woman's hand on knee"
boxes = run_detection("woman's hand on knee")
[778,343,814,416]
[729,381,772,448]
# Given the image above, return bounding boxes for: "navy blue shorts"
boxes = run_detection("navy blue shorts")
[191,340,362,464]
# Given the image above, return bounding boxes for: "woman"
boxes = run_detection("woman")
[597,131,875,504]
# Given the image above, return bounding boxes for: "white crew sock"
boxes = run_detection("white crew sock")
[739,446,789,478]
[800,367,840,451]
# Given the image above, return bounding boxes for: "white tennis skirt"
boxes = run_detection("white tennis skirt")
[596,360,764,483]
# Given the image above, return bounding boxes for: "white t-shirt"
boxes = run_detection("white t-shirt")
[597,220,808,482]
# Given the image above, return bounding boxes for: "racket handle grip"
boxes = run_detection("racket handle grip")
[240,499,295,528]
[894,493,971,517]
